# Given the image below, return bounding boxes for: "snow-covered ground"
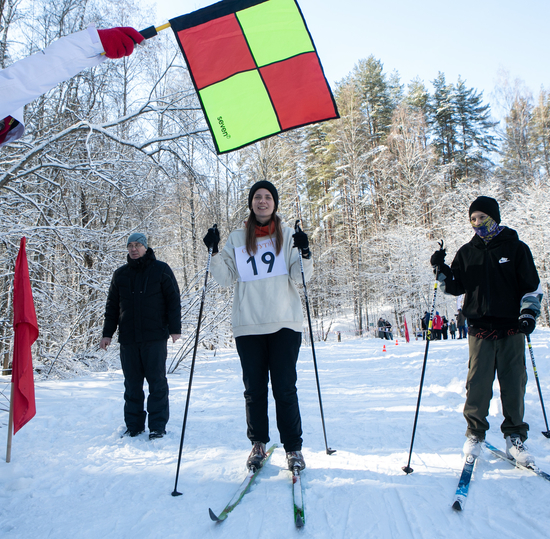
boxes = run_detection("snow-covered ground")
[2,330,550,539]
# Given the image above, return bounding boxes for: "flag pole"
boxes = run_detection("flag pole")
[138,22,172,39]
[6,382,14,462]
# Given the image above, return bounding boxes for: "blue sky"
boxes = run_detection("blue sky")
[154,0,549,114]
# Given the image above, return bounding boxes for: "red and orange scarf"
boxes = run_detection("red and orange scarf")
[246,220,276,237]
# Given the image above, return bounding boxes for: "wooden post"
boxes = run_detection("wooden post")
[6,382,13,462]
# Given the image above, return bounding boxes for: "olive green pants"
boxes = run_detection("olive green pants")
[464,333,529,441]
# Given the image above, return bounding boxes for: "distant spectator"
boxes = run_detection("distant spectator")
[450,319,457,339]
[457,309,467,339]
[432,311,443,340]
[442,316,449,340]
[385,320,393,340]
[378,317,386,339]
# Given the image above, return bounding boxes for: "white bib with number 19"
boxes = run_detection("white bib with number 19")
[235,238,288,282]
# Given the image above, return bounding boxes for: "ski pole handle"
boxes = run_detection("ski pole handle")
[293,219,311,260]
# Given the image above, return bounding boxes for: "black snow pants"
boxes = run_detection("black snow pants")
[236,328,303,452]
[120,339,169,432]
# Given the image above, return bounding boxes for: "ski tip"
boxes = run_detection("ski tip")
[295,514,304,528]
[452,500,463,511]
[402,465,414,475]
[542,431,550,439]
[209,508,222,522]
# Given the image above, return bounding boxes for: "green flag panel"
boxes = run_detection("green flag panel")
[199,71,280,153]
[170,0,339,153]
[236,0,314,67]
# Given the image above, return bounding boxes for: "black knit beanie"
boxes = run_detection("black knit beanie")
[248,180,279,211]
[469,196,501,224]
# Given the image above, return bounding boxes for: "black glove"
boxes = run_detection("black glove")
[430,248,446,269]
[292,230,310,259]
[518,309,536,335]
[203,227,220,253]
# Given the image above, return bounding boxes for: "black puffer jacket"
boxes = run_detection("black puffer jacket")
[440,227,540,329]
[102,248,181,344]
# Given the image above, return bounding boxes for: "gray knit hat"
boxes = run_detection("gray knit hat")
[127,232,148,249]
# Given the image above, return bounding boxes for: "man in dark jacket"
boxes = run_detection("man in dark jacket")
[100,233,181,439]
[377,318,386,339]
[430,196,542,466]
[456,308,467,338]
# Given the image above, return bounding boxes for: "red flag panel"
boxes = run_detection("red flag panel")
[260,52,337,130]
[176,15,257,90]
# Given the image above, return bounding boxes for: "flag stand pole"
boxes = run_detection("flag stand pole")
[6,382,14,462]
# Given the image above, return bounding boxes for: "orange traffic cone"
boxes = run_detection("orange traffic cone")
[383,345,386,352]
[396,339,398,345]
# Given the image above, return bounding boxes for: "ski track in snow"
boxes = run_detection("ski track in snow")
[2,331,550,538]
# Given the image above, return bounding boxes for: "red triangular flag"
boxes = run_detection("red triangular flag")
[11,237,38,434]
[404,316,410,343]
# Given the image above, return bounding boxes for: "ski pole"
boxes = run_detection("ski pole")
[172,225,216,496]
[526,334,550,438]
[402,240,443,474]
[294,220,336,455]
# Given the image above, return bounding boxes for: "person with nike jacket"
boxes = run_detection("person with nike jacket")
[430,196,542,466]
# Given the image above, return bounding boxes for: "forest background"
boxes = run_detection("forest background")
[1,0,549,378]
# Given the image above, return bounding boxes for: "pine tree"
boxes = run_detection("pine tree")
[352,56,397,146]
[430,73,497,187]
[430,72,457,186]
[406,78,430,118]
[453,77,498,181]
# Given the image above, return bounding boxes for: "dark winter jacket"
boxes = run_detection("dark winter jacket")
[439,227,541,330]
[102,248,181,344]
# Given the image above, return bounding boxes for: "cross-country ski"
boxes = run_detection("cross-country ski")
[452,454,477,511]
[483,440,550,482]
[292,466,305,527]
[208,444,277,522]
